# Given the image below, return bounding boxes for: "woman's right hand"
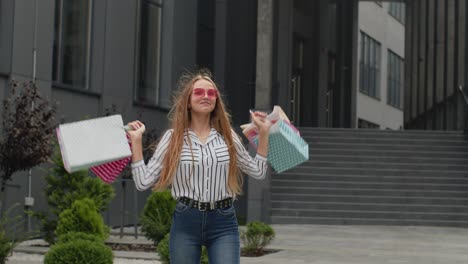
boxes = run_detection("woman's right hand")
[126,120,146,141]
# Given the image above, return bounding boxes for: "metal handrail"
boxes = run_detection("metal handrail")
[459,85,468,105]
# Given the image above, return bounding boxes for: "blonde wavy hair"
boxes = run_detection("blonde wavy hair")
[153,69,242,195]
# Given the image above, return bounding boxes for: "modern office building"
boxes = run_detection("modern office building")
[357,1,405,130]
[0,0,467,226]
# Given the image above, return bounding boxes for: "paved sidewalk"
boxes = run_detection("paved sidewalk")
[7,225,468,263]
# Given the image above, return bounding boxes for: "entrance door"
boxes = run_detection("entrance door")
[327,52,336,127]
[290,34,305,125]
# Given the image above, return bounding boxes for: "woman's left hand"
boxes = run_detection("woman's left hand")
[250,111,272,135]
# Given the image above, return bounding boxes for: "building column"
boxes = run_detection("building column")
[464,0,468,131]
[247,0,274,223]
[334,0,358,128]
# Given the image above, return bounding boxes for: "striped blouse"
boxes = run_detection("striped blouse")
[131,128,268,202]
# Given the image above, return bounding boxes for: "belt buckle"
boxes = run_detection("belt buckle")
[210,201,215,210]
[198,202,207,211]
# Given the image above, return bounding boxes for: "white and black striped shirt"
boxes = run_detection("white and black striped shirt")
[131,128,268,202]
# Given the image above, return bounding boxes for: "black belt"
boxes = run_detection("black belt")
[178,197,233,211]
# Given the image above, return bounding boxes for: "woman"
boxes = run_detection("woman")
[127,69,271,263]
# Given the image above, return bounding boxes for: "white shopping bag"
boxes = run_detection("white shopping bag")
[56,114,131,173]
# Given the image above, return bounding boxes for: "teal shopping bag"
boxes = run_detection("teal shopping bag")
[255,120,309,173]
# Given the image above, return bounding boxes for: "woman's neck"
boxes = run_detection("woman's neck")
[189,114,211,134]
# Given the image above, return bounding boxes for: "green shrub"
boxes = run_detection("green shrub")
[57,232,103,244]
[140,190,176,244]
[32,149,115,244]
[44,239,113,264]
[240,221,275,255]
[157,233,170,263]
[55,198,109,241]
[157,233,208,264]
[0,230,13,264]
[0,204,28,264]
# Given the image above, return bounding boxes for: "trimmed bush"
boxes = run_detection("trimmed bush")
[44,239,113,264]
[157,233,208,264]
[32,149,114,244]
[157,233,170,263]
[240,221,275,255]
[55,198,109,240]
[57,232,103,244]
[140,190,176,243]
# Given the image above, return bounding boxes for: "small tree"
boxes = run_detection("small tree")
[0,204,30,264]
[140,190,176,244]
[240,221,275,255]
[32,149,115,244]
[55,198,109,240]
[0,81,56,191]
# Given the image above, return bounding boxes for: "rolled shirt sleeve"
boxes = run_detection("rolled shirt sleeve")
[131,129,173,191]
[232,131,268,180]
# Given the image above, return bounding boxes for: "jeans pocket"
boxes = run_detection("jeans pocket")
[216,205,236,216]
[174,202,190,213]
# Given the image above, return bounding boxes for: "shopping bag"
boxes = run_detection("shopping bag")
[89,134,132,184]
[90,155,131,184]
[241,105,300,147]
[253,119,309,173]
[56,114,132,174]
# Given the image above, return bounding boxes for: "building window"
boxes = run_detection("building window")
[389,2,405,24]
[136,0,163,106]
[387,50,404,109]
[52,0,92,89]
[358,118,380,129]
[359,32,381,99]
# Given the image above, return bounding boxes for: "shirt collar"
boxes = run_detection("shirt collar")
[186,127,218,145]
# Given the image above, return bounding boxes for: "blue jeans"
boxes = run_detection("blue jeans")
[169,201,240,264]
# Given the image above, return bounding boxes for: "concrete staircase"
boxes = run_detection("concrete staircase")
[271,128,468,227]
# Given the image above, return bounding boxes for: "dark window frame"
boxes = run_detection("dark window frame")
[358,118,380,129]
[52,0,93,90]
[359,31,381,100]
[387,49,404,109]
[134,0,164,108]
[389,2,406,25]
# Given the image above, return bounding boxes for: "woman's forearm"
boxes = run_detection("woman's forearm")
[131,136,144,163]
[256,131,269,157]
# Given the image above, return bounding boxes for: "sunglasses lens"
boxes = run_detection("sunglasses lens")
[207,90,217,98]
[193,89,204,96]
[193,88,217,98]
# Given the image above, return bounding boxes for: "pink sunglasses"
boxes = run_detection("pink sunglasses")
[192,88,218,99]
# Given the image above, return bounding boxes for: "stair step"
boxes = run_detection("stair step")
[273,174,468,184]
[271,193,468,205]
[298,128,464,136]
[303,161,468,170]
[271,216,468,227]
[272,186,468,198]
[304,136,468,146]
[311,142,468,152]
[271,201,468,213]
[271,208,468,221]
[308,154,468,165]
[309,148,468,159]
[271,180,468,191]
[288,167,468,177]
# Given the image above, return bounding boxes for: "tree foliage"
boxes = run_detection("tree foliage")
[32,149,115,244]
[0,81,56,190]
